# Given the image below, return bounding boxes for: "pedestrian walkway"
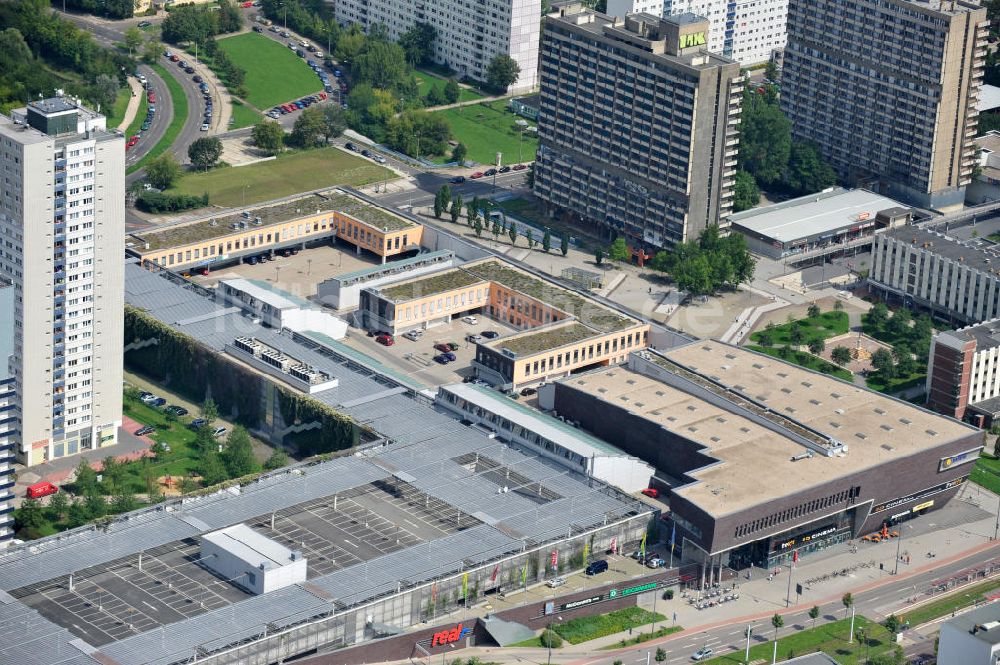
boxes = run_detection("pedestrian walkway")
[718,286,789,344]
[117,76,144,132]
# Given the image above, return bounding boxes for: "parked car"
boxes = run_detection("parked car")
[691,648,714,661]
[646,557,665,568]
[519,387,537,396]
[546,577,566,588]
[189,418,208,430]
[165,405,189,416]
[585,559,609,575]
[147,92,156,104]
[484,168,497,176]
[253,25,263,32]
[403,330,423,341]
[641,488,660,498]
[361,149,373,158]
[150,397,167,407]
[373,155,386,164]
[140,392,159,404]
[451,176,466,184]
[513,163,527,170]
[138,20,152,27]
[447,342,459,350]
[212,427,228,438]
[169,54,180,62]
[499,165,511,173]
[376,334,395,346]
[466,333,483,343]
[193,75,203,83]
[185,66,195,74]
[26,482,58,499]
[481,330,499,339]
[462,315,478,324]
[135,425,156,436]
[434,354,452,364]
[470,171,484,179]
[443,352,457,362]
[201,122,210,131]
[434,343,452,353]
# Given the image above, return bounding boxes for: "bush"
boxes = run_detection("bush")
[136,191,209,213]
[540,629,562,648]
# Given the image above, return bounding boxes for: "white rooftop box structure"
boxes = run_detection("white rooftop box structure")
[201,523,307,595]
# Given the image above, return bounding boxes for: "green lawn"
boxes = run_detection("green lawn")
[124,90,149,139]
[217,32,321,109]
[229,99,260,129]
[552,607,666,645]
[433,100,538,165]
[107,86,132,128]
[413,69,483,104]
[865,371,925,394]
[600,625,683,649]
[166,147,393,206]
[750,311,849,346]
[747,345,854,382]
[703,616,897,665]
[903,577,1000,626]
[972,454,1000,495]
[128,63,188,175]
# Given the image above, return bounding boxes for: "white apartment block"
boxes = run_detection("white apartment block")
[869,226,1000,326]
[605,0,786,65]
[0,98,124,466]
[334,0,540,93]
[0,282,14,545]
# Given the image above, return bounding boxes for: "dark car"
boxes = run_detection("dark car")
[444,351,457,361]
[165,405,189,416]
[520,387,537,396]
[484,168,497,176]
[585,559,609,575]
[135,425,156,436]
[481,330,499,339]
[253,25,263,32]
[451,176,466,184]
[189,418,208,430]
[434,354,451,364]
[499,165,511,173]
[185,66,195,74]
[150,397,167,407]
[178,60,187,68]
[361,149,373,158]
[193,75,203,83]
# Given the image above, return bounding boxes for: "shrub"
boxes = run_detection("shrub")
[136,191,209,213]
[540,629,562,648]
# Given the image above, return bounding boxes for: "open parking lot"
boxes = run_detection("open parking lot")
[12,479,479,645]
[340,314,520,386]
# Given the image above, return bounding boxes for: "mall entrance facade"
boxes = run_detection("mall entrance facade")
[726,509,857,570]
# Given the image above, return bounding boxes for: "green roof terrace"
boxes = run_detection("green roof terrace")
[377,268,486,302]
[324,191,417,232]
[463,260,635,333]
[490,321,596,356]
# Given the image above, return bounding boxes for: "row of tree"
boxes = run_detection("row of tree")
[161,0,243,45]
[735,82,837,211]
[61,0,139,19]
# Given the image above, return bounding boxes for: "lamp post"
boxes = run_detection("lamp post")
[745,623,754,663]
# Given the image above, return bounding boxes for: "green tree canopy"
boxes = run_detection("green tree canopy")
[252,119,285,153]
[290,106,329,147]
[485,54,520,93]
[188,137,223,171]
[199,450,228,487]
[354,40,409,91]
[444,78,460,104]
[452,142,467,164]
[608,237,630,263]
[222,426,261,478]
[263,448,290,471]
[738,90,791,186]
[145,153,182,190]
[398,22,437,66]
[732,170,760,212]
[784,141,837,195]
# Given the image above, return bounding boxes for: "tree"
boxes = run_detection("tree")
[145,152,182,189]
[508,224,518,246]
[540,629,562,648]
[871,347,896,379]
[252,119,285,154]
[188,137,223,171]
[491,217,502,241]
[560,231,569,256]
[451,142,467,165]
[485,54,521,93]
[608,237,630,264]
[434,189,446,218]
[808,605,820,629]
[92,73,119,113]
[47,491,69,522]
[112,487,137,514]
[757,329,775,347]
[101,456,124,491]
[222,426,261,478]
[321,105,347,142]
[199,450,228,486]
[290,106,328,147]
[16,498,45,533]
[784,141,837,195]
[887,308,913,338]
[450,195,463,224]
[654,647,666,662]
[444,77,460,104]
[425,84,445,106]
[866,302,889,329]
[542,228,552,253]
[807,303,821,318]
[264,448,290,471]
[884,614,901,634]
[831,346,852,366]
[398,22,437,66]
[834,299,844,311]
[67,499,89,528]
[808,338,825,355]
[738,91,792,186]
[765,59,779,82]
[474,217,483,238]
[526,228,535,249]
[467,197,479,227]
[842,592,854,619]
[124,27,143,56]
[142,40,161,64]
[74,458,98,494]
[771,613,784,647]
[733,170,760,212]
[202,398,219,423]
[354,40,409,90]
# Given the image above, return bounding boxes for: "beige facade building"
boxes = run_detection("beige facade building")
[534,6,742,248]
[0,98,124,465]
[781,0,988,210]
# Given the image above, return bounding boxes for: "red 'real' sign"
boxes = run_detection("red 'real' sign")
[431,623,471,647]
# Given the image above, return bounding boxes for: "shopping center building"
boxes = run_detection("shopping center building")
[540,342,983,581]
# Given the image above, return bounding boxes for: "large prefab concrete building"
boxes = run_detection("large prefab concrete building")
[533,6,742,249]
[780,0,987,210]
[542,342,982,578]
[0,98,124,466]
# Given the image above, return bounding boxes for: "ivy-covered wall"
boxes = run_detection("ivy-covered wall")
[124,305,359,453]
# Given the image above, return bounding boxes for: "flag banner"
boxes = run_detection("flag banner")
[670,522,676,554]
[462,573,468,600]
[550,549,558,570]
[640,532,648,557]
[610,536,617,554]
[583,541,590,562]
[521,560,529,586]
[490,564,499,582]
[431,582,438,602]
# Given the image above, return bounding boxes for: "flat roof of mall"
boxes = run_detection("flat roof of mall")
[130,190,415,252]
[560,342,976,516]
[729,188,905,244]
[0,262,645,665]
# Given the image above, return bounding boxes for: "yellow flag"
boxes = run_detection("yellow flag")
[462,572,469,600]
[583,541,590,562]
[521,560,529,586]
[640,532,648,557]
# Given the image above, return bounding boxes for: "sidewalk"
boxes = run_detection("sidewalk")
[117,76,144,132]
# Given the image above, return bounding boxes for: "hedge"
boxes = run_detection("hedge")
[136,191,209,213]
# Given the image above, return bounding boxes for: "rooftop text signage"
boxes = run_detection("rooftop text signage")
[680,32,706,48]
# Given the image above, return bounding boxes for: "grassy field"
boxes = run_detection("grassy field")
[230,99,260,129]
[217,33,320,109]
[972,454,1000,495]
[552,607,666,645]
[128,63,188,175]
[413,69,483,104]
[703,616,896,664]
[108,86,132,128]
[904,578,1000,626]
[750,311,849,346]
[434,100,538,165]
[747,345,854,381]
[166,147,393,206]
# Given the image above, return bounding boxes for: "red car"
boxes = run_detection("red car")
[27,481,58,499]
[433,342,452,352]
[241,1,253,6]
[169,54,180,62]
[147,92,156,103]
[470,171,484,179]
[376,334,394,346]
[318,92,327,100]
[641,488,659,498]
[513,164,527,170]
